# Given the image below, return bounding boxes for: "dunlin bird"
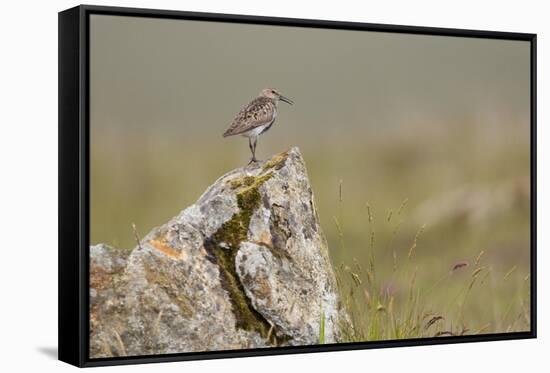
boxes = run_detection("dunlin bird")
[223,88,293,164]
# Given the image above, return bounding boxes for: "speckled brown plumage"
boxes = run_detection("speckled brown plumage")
[223,97,276,137]
[224,88,293,164]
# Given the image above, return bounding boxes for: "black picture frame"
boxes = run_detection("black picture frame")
[58,4,537,368]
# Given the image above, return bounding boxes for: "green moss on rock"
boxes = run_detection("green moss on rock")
[206,170,281,343]
[262,150,289,172]
[229,175,255,189]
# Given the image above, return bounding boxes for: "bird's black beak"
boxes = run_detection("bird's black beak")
[280,95,294,105]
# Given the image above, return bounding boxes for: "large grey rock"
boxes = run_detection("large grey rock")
[90,147,348,358]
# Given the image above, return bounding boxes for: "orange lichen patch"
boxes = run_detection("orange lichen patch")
[249,239,273,250]
[250,240,291,262]
[90,267,112,291]
[255,231,273,247]
[149,238,185,260]
[255,277,272,305]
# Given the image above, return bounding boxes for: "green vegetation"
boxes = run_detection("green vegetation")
[331,196,530,342]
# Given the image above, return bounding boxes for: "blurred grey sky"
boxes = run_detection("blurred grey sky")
[90,15,529,139]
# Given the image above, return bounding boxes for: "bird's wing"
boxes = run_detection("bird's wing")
[223,97,275,137]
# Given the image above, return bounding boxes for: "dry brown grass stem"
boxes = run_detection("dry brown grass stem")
[425,316,444,330]
[365,202,373,223]
[132,223,143,250]
[397,198,409,215]
[504,266,517,280]
[474,250,485,266]
[112,328,127,356]
[407,224,426,259]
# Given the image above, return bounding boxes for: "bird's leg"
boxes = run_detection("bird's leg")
[252,138,258,162]
[248,137,256,164]
[248,137,258,165]
[248,137,254,157]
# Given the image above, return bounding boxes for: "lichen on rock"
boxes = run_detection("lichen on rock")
[204,168,279,342]
[89,147,349,358]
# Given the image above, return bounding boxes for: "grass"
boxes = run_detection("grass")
[330,195,530,343]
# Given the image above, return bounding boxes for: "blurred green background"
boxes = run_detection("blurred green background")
[89,15,531,335]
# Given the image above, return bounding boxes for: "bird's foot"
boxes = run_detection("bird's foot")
[247,157,259,166]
